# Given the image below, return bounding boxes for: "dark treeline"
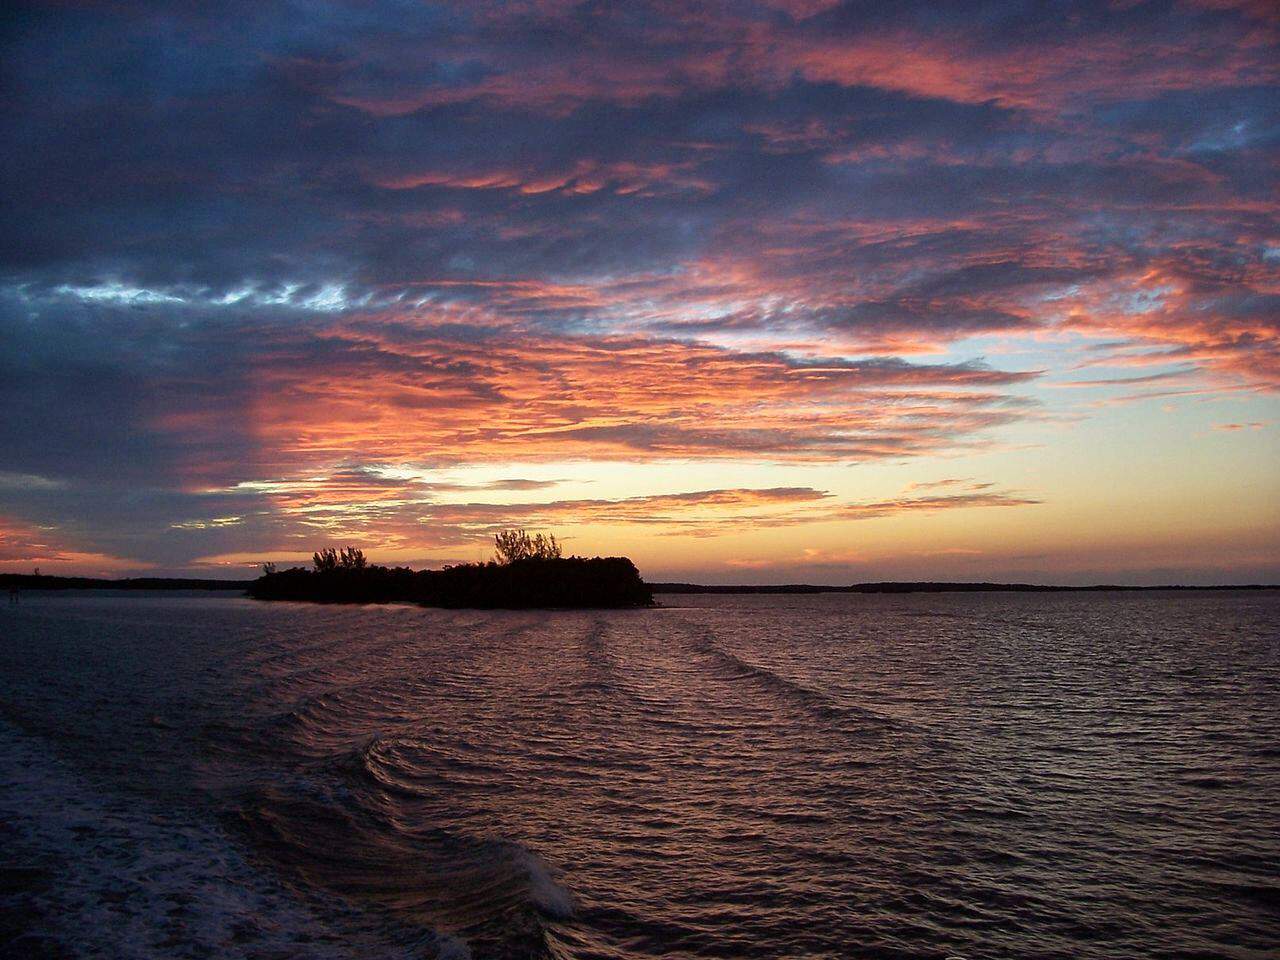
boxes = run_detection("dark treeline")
[7,567,1271,603]
[2,533,653,609]
[249,534,651,608]
[652,581,1279,594]
[0,574,251,591]
[249,556,653,608]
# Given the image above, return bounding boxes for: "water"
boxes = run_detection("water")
[1,591,1277,959]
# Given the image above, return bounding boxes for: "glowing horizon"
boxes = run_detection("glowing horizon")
[1,1,1277,585]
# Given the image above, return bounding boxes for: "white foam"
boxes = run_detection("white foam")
[515,847,576,920]
[435,933,475,960]
[0,721,451,959]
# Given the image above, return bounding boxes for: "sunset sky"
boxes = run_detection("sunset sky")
[1,0,1277,584]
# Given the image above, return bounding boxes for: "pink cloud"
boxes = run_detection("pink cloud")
[0,517,149,575]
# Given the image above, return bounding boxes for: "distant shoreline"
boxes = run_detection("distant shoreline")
[0,575,251,591]
[3,573,1276,594]
[651,582,1280,594]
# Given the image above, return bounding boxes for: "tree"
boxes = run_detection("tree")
[493,529,562,564]
[314,547,367,572]
[493,529,529,563]
[261,562,277,575]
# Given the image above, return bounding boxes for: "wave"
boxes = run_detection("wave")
[0,720,429,960]
[684,628,902,732]
[232,762,576,960]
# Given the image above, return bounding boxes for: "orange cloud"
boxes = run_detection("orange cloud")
[1213,421,1267,431]
[842,490,1041,519]
[780,26,1276,113]
[1057,263,1280,391]
[233,324,1038,486]
[183,468,1041,563]
[374,159,714,198]
[0,517,149,575]
[319,6,1276,117]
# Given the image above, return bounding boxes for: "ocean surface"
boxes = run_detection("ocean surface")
[1,591,1277,959]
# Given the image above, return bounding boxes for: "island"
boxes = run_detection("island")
[5,530,1273,608]
[247,534,654,609]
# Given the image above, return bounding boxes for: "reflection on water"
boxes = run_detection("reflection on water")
[1,591,1278,958]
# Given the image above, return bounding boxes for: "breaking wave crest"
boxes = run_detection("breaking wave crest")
[0,720,433,960]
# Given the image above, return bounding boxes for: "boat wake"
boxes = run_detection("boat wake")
[0,720,435,959]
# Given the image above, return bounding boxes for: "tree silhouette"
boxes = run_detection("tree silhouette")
[312,547,368,572]
[249,544,651,608]
[493,529,562,564]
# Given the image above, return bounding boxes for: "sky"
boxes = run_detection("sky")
[1,0,1277,585]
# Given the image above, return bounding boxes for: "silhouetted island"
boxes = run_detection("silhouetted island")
[248,538,653,609]
[4,558,1274,606]
[249,558,652,608]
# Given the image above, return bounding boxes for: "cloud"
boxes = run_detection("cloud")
[903,478,994,492]
[1212,421,1267,431]
[0,517,149,574]
[0,472,67,492]
[474,478,567,491]
[180,480,1043,571]
[252,2,1277,118]
[202,479,1039,560]
[0,287,1042,568]
[412,487,832,534]
[0,1,1274,574]
[843,490,1042,520]
[182,484,836,566]
[1052,368,1200,389]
